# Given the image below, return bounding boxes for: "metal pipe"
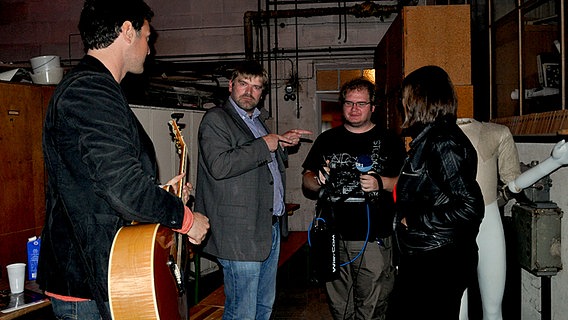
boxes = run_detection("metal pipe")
[489,0,493,119]
[153,45,376,64]
[561,0,565,109]
[244,1,399,59]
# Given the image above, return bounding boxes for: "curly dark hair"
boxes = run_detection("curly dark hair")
[338,77,376,106]
[78,0,154,51]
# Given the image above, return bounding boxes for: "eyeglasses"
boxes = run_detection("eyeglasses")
[344,101,371,108]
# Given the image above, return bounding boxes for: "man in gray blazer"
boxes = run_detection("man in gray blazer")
[194,60,311,320]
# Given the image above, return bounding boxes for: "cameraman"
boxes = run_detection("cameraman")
[302,77,405,320]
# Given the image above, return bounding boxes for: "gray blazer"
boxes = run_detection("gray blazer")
[195,101,287,261]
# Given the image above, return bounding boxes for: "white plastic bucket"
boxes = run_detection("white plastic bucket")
[30,55,60,73]
[31,67,64,85]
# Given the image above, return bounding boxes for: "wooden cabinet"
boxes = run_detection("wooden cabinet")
[374,4,473,132]
[0,82,54,276]
[0,84,209,279]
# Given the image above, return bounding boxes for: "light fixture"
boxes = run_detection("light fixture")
[284,84,296,101]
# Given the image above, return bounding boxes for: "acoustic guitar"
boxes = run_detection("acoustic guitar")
[108,119,190,320]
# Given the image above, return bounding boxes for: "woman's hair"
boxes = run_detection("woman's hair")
[79,0,154,51]
[400,65,457,128]
[338,77,376,105]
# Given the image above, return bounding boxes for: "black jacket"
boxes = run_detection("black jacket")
[394,116,484,255]
[38,55,185,300]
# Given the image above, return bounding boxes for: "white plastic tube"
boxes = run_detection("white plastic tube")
[508,140,568,192]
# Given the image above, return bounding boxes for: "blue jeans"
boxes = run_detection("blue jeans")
[218,221,281,320]
[50,298,110,320]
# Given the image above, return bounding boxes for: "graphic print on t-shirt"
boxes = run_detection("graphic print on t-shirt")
[325,139,385,202]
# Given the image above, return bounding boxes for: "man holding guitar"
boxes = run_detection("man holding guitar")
[38,1,209,319]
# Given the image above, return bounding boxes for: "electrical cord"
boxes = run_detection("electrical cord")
[307,202,372,319]
[340,202,370,266]
[307,203,371,266]
[307,217,326,247]
[309,158,376,318]
[341,240,366,320]
[307,165,371,264]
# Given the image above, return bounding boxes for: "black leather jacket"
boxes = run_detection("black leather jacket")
[394,116,484,255]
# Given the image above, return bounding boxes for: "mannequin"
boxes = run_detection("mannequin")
[458,119,520,320]
[458,118,568,320]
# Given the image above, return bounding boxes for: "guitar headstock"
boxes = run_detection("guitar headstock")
[169,120,186,155]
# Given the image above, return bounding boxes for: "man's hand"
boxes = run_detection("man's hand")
[262,129,312,152]
[360,173,380,192]
[164,173,193,204]
[262,134,283,152]
[318,161,330,185]
[278,129,313,148]
[360,172,398,192]
[165,173,185,188]
[302,160,330,193]
[280,129,313,148]
[187,211,209,245]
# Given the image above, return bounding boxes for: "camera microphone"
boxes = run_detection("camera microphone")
[356,155,383,192]
[355,155,373,173]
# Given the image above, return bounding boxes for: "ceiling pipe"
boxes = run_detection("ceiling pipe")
[243,0,400,59]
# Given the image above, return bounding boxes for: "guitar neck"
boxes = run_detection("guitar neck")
[168,119,190,276]
[169,119,189,200]
[174,145,188,199]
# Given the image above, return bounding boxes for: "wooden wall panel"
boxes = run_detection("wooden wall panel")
[374,4,473,132]
[0,82,53,278]
[403,5,472,85]
[456,85,474,118]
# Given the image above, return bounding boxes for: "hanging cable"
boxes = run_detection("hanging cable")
[307,201,371,266]
[339,202,370,266]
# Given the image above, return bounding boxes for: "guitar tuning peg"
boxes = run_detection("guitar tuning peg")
[171,112,184,123]
[170,114,187,130]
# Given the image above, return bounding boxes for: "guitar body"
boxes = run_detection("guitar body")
[108,223,182,320]
[108,120,191,319]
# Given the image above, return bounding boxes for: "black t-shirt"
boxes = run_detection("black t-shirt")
[303,125,406,240]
